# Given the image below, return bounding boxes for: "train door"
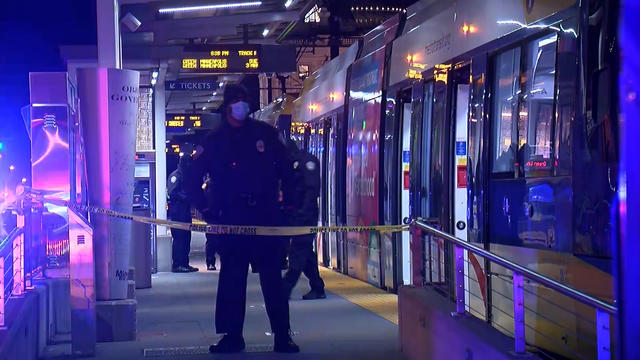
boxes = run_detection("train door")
[310,120,328,265]
[335,109,348,273]
[320,117,330,266]
[450,66,471,310]
[382,96,398,290]
[397,89,413,285]
[327,114,339,269]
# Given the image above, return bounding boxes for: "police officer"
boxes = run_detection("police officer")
[167,152,198,273]
[185,84,299,354]
[282,140,326,300]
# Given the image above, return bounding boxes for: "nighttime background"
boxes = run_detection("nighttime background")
[0,1,97,196]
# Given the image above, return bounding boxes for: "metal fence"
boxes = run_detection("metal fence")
[411,219,616,360]
[0,200,46,328]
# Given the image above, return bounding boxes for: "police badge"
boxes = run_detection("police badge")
[256,139,265,152]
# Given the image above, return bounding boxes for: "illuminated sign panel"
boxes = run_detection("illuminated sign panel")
[181,45,261,73]
[166,114,202,132]
[179,45,296,74]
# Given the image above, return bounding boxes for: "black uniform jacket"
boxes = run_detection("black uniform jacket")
[185,119,290,226]
[283,151,320,226]
[167,163,191,222]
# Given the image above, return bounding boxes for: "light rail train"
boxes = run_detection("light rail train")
[276,0,618,357]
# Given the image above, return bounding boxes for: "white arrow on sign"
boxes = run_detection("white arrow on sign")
[169,82,176,90]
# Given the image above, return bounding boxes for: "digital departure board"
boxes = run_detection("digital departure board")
[181,45,260,73]
[166,114,202,132]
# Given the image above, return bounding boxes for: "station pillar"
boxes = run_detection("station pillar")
[153,64,170,272]
[96,0,122,69]
[77,67,139,341]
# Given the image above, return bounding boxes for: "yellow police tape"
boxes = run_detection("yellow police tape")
[30,195,408,236]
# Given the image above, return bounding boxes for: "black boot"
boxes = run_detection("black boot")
[209,334,245,353]
[274,332,300,353]
[302,289,326,300]
[172,265,192,273]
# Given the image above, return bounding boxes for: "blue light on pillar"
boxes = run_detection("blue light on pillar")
[616,0,640,358]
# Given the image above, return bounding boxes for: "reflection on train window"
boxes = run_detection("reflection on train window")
[520,34,557,175]
[491,47,520,174]
[420,82,434,217]
[491,33,558,177]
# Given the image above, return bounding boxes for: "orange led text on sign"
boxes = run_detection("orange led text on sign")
[166,120,184,127]
[189,115,202,127]
[182,59,197,69]
[245,58,259,69]
[200,58,228,69]
[210,50,230,56]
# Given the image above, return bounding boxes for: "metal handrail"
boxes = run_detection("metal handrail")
[0,226,23,254]
[413,219,617,315]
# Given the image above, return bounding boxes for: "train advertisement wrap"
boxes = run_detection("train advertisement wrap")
[347,48,385,286]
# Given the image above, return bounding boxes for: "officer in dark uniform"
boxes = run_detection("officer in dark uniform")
[167,152,198,273]
[201,175,218,271]
[282,140,326,300]
[184,84,299,354]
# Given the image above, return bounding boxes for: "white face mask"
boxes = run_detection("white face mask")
[230,101,250,121]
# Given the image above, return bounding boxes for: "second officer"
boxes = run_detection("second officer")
[282,140,326,300]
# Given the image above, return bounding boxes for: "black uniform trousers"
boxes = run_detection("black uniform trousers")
[205,234,218,266]
[215,235,290,336]
[283,234,325,295]
[169,202,192,267]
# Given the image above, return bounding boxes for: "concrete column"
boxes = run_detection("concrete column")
[154,64,168,236]
[96,0,122,69]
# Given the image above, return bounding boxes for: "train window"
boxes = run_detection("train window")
[519,34,558,176]
[491,47,521,174]
[429,82,447,217]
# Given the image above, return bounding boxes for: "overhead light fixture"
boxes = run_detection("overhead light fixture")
[219,81,224,87]
[284,0,294,8]
[151,77,157,85]
[152,71,158,79]
[262,28,270,37]
[202,106,207,111]
[213,91,217,95]
[159,1,262,13]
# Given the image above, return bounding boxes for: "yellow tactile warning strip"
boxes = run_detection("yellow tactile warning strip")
[320,267,398,325]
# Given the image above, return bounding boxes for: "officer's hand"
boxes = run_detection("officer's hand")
[193,145,205,159]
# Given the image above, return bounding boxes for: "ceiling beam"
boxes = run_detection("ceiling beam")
[119,0,158,3]
[149,10,300,41]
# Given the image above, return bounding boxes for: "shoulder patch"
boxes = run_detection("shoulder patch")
[305,161,316,171]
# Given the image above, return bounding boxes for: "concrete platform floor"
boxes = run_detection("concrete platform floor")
[46,233,403,359]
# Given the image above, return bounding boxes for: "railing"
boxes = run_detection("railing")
[411,219,617,360]
[0,200,46,328]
